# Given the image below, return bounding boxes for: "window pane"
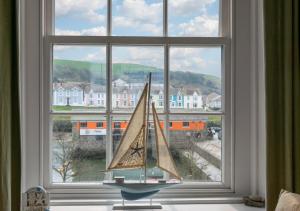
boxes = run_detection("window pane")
[51,115,107,183]
[169,115,222,182]
[111,115,165,181]
[112,0,163,36]
[55,0,107,35]
[168,0,219,37]
[112,46,164,112]
[169,47,222,112]
[52,45,106,112]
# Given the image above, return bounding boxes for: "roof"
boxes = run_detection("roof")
[205,92,220,102]
[169,86,201,96]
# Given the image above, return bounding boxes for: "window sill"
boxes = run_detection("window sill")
[51,204,265,211]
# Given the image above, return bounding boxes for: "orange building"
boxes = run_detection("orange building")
[75,120,206,135]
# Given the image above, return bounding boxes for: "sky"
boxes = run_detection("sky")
[54,0,221,77]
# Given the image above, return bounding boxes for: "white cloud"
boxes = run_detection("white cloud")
[113,47,163,68]
[84,48,106,62]
[53,45,72,51]
[117,0,162,23]
[169,48,221,77]
[55,27,106,36]
[179,15,218,36]
[169,0,216,16]
[113,16,134,28]
[170,48,205,71]
[81,27,106,35]
[55,0,106,23]
[112,0,163,35]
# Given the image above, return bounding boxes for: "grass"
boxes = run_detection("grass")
[52,105,105,111]
[208,116,222,122]
[54,59,106,72]
[54,59,160,78]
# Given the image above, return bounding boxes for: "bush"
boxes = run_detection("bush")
[53,120,72,133]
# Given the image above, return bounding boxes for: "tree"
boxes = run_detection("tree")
[52,133,77,182]
[52,120,77,182]
[78,82,89,102]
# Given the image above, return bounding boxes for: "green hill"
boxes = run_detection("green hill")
[53,59,221,94]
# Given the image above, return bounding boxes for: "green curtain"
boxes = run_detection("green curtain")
[0,0,21,210]
[264,0,300,210]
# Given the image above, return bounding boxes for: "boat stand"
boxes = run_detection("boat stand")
[113,198,162,210]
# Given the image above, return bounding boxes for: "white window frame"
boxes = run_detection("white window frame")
[20,0,263,204]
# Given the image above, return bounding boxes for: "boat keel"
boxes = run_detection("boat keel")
[121,190,159,200]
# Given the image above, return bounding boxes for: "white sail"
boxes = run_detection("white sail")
[107,84,148,170]
[152,103,181,180]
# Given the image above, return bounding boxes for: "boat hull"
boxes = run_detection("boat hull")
[121,190,159,200]
[103,182,180,200]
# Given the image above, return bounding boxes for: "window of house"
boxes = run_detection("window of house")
[38,0,233,199]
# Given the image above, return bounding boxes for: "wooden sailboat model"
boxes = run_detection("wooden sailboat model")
[104,74,181,202]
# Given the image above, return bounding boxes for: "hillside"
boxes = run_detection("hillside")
[53,59,221,95]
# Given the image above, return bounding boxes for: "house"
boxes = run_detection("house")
[208,95,221,109]
[151,89,164,108]
[204,92,222,110]
[183,89,203,109]
[169,87,203,109]
[112,79,128,88]
[84,85,106,107]
[52,82,85,106]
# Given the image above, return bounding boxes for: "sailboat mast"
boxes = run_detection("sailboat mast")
[144,72,152,182]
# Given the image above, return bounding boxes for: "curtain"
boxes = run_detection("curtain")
[0,0,21,210]
[264,0,300,210]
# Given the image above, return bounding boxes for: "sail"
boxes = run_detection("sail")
[152,103,181,180]
[107,84,148,170]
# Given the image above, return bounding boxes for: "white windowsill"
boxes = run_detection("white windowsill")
[51,204,265,211]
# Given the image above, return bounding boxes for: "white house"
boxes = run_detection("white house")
[208,95,221,109]
[53,83,84,106]
[184,90,203,109]
[151,89,164,108]
[85,85,106,107]
[205,92,222,110]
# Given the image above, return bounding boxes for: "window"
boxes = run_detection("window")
[36,0,234,199]
[80,122,87,128]
[114,122,121,129]
[182,121,190,128]
[96,122,103,128]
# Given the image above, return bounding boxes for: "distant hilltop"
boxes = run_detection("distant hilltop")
[53,59,221,95]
